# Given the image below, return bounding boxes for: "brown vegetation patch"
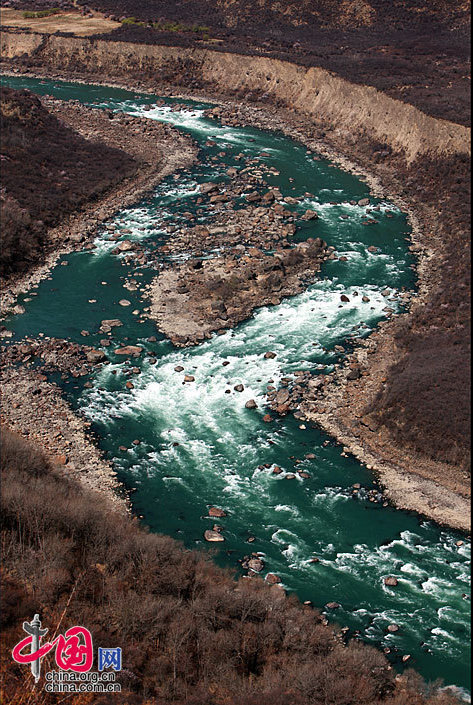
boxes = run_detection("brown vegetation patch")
[0,86,137,277]
[0,428,460,704]
[364,151,471,472]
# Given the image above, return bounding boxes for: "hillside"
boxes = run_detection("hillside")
[82,0,471,125]
[71,0,471,31]
[1,0,470,123]
[0,86,138,277]
[0,427,461,705]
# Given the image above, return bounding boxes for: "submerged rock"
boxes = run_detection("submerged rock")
[265,573,282,584]
[208,507,227,518]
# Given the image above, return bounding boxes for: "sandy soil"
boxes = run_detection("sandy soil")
[0,8,120,36]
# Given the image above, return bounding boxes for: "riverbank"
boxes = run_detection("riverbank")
[196,102,471,532]
[0,365,128,509]
[0,92,198,313]
[0,337,126,509]
[0,90,198,505]
[0,63,469,531]
[0,72,470,692]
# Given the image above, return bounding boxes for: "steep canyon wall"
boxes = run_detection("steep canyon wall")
[1,30,470,161]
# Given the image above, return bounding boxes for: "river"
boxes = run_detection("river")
[1,75,470,696]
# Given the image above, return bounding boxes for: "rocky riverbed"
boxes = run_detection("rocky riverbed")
[0,332,127,504]
[148,237,328,345]
[1,70,469,532]
[194,101,471,533]
[0,365,125,507]
[106,142,333,344]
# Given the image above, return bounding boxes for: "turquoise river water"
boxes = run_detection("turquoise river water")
[1,75,470,696]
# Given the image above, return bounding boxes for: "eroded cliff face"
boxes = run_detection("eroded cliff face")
[1,30,470,161]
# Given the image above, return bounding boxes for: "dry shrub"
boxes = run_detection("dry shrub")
[367,152,471,470]
[1,427,461,704]
[0,87,137,277]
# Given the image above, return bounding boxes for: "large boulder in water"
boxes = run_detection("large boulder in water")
[116,240,134,252]
[275,389,290,405]
[265,573,282,584]
[200,182,219,195]
[247,558,265,573]
[101,319,123,329]
[302,209,318,220]
[114,345,143,357]
[204,529,225,542]
[86,349,107,363]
